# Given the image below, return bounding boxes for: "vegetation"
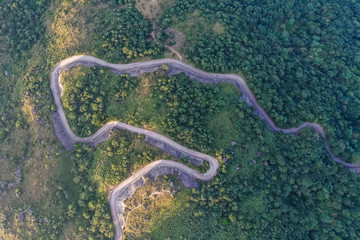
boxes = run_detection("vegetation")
[61,66,226,151]
[61,67,139,137]
[98,7,162,62]
[0,0,51,58]
[54,131,175,239]
[1,0,360,239]
[160,0,360,163]
[0,1,166,239]
[141,129,360,239]
[60,62,360,239]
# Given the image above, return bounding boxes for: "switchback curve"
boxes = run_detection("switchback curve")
[51,55,359,240]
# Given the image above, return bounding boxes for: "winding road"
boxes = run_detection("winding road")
[51,55,360,240]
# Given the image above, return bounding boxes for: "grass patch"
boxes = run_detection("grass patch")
[175,10,212,43]
[208,110,239,148]
[174,11,226,43]
[135,0,177,20]
[212,22,225,34]
[206,83,242,149]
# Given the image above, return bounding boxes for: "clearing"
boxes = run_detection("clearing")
[135,0,176,20]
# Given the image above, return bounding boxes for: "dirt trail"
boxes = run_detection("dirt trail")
[51,55,359,240]
[165,44,183,60]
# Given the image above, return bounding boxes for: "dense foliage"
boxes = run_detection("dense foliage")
[61,65,360,238]
[149,129,360,239]
[190,133,360,239]
[154,74,223,150]
[0,1,166,239]
[161,0,360,163]
[62,67,138,137]
[0,0,51,58]
[99,7,162,62]
[1,0,360,239]
[124,75,360,239]
[61,67,225,151]
[55,132,173,240]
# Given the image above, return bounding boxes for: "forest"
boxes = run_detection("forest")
[0,0,51,59]
[61,66,225,151]
[0,0,359,239]
[60,65,360,239]
[98,7,162,63]
[160,0,360,164]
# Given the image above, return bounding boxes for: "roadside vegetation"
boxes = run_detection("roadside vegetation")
[55,131,177,239]
[160,0,360,164]
[61,62,360,239]
[0,0,360,239]
[61,66,226,151]
[0,0,166,239]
